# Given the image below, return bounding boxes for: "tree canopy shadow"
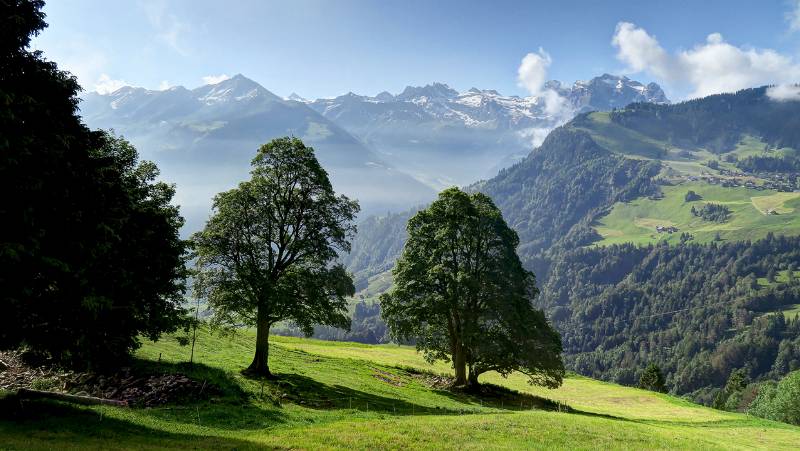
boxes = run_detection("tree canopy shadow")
[0,394,276,450]
[245,371,469,416]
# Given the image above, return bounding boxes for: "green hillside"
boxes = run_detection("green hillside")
[572,107,800,246]
[2,329,799,450]
[595,181,800,246]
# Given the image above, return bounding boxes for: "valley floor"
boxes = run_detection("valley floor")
[1,328,798,450]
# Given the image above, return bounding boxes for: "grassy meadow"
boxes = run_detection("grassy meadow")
[2,328,799,450]
[594,182,800,246]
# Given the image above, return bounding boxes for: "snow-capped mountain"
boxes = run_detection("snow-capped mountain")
[78,73,668,229]
[549,73,668,112]
[80,75,435,231]
[305,74,668,188]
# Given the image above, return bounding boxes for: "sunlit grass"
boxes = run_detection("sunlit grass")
[594,181,800,246]
[1,327,798,449]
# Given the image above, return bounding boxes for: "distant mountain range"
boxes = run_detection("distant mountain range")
[303,74,668,188]
[79,73,667,231]
[80,74,435,230]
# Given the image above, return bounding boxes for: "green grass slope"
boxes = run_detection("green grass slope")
[595,181,800,246]
[2,328,799,449]
[568,112,800,246]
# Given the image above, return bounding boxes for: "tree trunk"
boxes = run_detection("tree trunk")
[247,306,273,377]
[467,368,481,390]
[453,342,467,386]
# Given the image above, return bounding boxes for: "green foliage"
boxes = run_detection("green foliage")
[543,233,800,396]
[712,368,749,410]
[381,187,564,388]
[1,1,188,368]
[192,137,359,375]
[638,363,666,392]
[685,190,702,202]
[748,370,800,425]
[737,154,800,173]
[690,203,731,223]
[609,87,800,153]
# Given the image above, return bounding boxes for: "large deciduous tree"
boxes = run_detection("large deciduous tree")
[380,187,564,389]
[1,0,188,368]
[192,137,359,377]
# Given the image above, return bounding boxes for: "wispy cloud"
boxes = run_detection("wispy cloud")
[767,84,800,101]
[141,0,191,56]
[612,22,800,99]
[788,0,800,32]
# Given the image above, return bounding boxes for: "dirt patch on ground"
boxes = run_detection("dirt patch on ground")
[408,371,454,389]
[0,350,216,407]
[372,368,406,387]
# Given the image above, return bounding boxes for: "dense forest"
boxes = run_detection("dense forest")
[609,86,800,152]
[542,234,800,403]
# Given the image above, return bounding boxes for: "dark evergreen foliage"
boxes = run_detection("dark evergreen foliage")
[639,363,666,392]
[691,203,731,222]
[685,190,702,202]
[541,233,800,398]
[1,0,188,368]
[610,87,800,153]
[736,154,800,174]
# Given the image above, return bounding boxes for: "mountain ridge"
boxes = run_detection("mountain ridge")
[79,74,437,231]
[305,74,668,189]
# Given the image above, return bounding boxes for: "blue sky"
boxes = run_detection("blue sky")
[32,0,800,100]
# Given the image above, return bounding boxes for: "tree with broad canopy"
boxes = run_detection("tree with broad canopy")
[380,187,564,389]
[192,137,359,377]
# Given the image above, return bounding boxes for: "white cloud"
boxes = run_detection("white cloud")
[517,48,571,119]
[767,84,800,101]
[158,80,173,90]
[201,74,230,85]
[788,0,800,32]
[611,22,679,81]
[94,74,129,94]
[518,127,552,148]
[517,48,552,96]
[612,22,800,99]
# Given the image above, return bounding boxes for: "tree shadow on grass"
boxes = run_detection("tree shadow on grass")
[243,369,577,417]
[129,358,246,402]
[0,394,276,450]
[245,371,469,416]
[125,359,292,431]
[420,382,579,415]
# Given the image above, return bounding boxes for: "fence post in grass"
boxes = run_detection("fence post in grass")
[190,295,199,367]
